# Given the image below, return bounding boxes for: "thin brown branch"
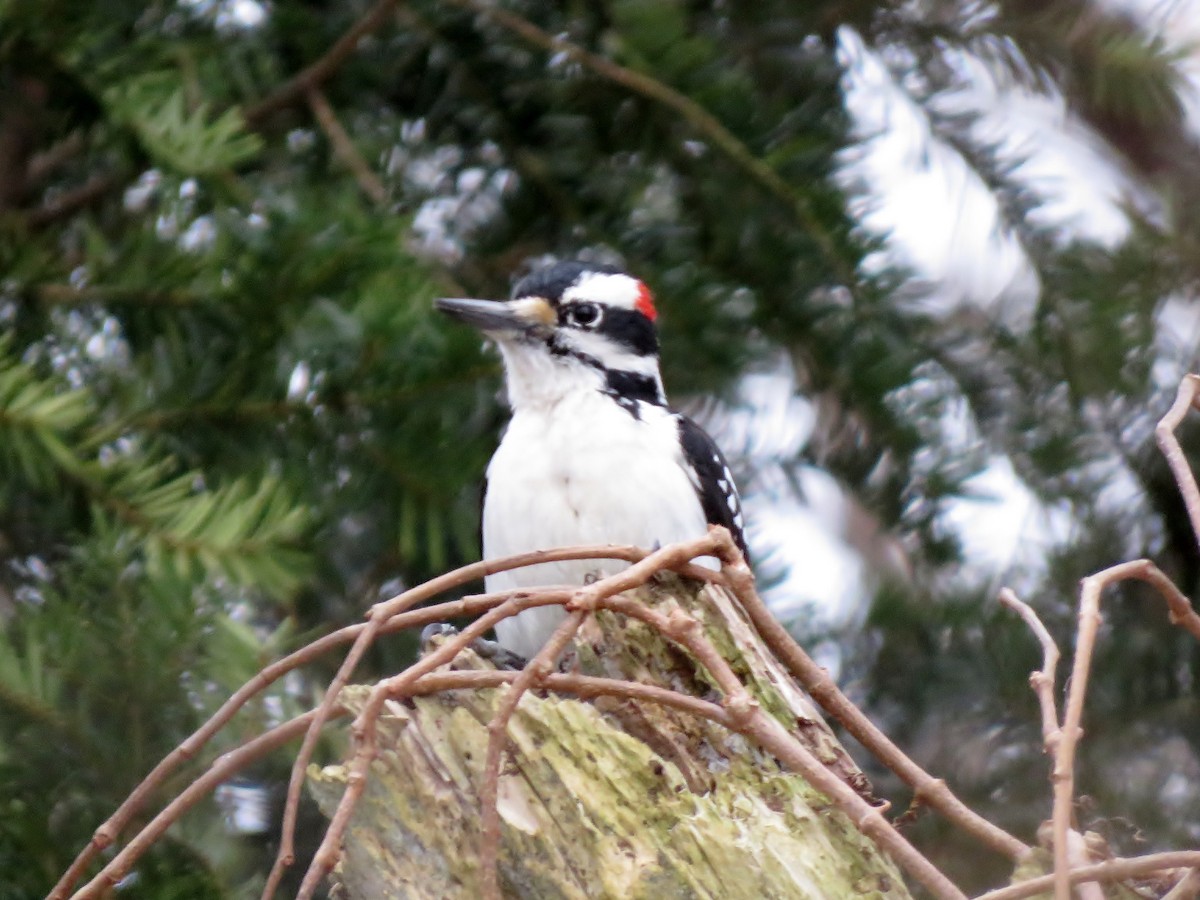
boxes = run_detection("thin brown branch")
[999,587,1097,900]
[1162,867,1200,900]
[51,622,359,900]
[998,588,1062,755]
[1122,556,1200,644]
[714,530,1030,861]
[444,0,855,287]
[30,0,398,233]
[32,284,203,308]
[1155,373,1200,553]
[71,710,333,900]
[591,588,968,900]
[26,131,86,184]
[1064,829,1105,900]
[1050,562,1111,900]
[27,172,121,228]
[294,533,724,899]
[243,0,400,126]
[479,609,588,900]
[408,669,729,722]
[265,541,688,897]
[58,541,716,900]
[306,87,386,204]
[293,589,571,899]
[63,663,733,900]
[1049,557,1200,900]
[52,589,543,900]
[973,850,1200,900]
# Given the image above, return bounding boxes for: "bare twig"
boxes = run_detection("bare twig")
[244,0,399,126]
[294,534,725,899]
[1064,829,1105,900]
[265,541,710,898]
[72,711,331,900]
[479,609,588,900]
[974,850,1200,900]
[1052,557,1200,900]
[1121,556,1200,643]
[29,0,398,234]
[590,589,968,900]
[53,587,559,900]
[27,172,121,228]
[67,664,741,900]
[293,589,572,899]
[1155,373,1200,552]
[26,131,86,184]
[998,588,1062,757]
[262,540,705,897]
[1163,867,1200,900]
[998,588,1099,900]
[306,87,386,204]
[408,669,730,721]
[59,542,716,900]
[1050,563,1111,900]
[715,533,1030,861]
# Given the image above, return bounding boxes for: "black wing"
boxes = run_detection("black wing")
[676,414,750,562]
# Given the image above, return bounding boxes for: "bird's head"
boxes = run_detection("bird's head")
[436,261,665,409]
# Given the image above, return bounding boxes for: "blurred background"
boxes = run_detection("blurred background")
[3,0,1200,895]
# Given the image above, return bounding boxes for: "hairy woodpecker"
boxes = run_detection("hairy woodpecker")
[437,261,748,658]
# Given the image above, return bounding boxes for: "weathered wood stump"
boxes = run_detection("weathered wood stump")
[309,574,911,898]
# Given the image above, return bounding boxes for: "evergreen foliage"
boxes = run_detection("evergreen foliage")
[1,0,1198,895]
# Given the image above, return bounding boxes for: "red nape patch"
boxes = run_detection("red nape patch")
[635,281,658,321]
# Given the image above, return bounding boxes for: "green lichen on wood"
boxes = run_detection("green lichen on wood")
[309,579,912,898]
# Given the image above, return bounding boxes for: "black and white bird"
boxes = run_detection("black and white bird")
[436,261,748,658]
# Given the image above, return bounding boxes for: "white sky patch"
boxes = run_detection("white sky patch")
[937,455,1074,588]
[936,47,1137,247]
[750,468,870,631]
[718,360,816,460]
[694,359,868,630]
[838,26,1137,334]
[838,28,1036,328]
[1154,295,1200,389]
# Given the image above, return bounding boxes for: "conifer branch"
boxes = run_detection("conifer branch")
[306,87,387,205]
[445,0,858,288]
[31,284,204,307]
[243,0,401,127]
[27,171,122,228]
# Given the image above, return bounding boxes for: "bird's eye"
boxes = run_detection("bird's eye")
[565,302,602,329]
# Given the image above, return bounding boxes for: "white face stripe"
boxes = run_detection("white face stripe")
[561,272,643,311]
[562,329,661,379]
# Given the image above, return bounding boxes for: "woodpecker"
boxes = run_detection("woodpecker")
[437,261,748,658]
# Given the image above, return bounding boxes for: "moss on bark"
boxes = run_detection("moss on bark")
[309,577,912,899]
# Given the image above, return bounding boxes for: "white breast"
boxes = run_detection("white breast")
[483,391,709,657]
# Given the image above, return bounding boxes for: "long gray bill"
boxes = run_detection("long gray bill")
[435,297,527,332]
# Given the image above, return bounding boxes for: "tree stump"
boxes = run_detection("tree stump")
[308,574,912,898]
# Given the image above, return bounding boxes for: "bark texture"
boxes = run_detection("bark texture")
[309,574,912,898]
